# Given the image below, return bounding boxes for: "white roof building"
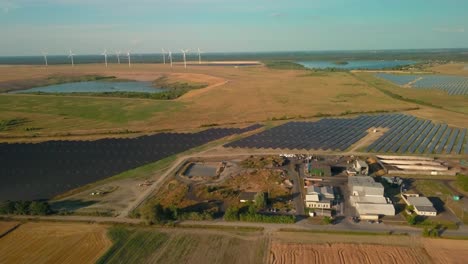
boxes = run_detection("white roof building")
[348,176,395,216]
[403,195,437,216]
[348,176,384,197]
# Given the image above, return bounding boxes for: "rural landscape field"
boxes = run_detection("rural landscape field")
[2,0,468,263]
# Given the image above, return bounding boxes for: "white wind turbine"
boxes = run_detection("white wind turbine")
[181,49,189,69]
[102,49,108,67]
[41,51,48,67]
[115,51,121,64]
[68,50,75,66]
[126,50,131,67]
[168,50,173,68]
[197,48,203,64]
[161,48,167,64]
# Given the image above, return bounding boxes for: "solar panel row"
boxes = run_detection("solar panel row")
[0,124,262,201]
[376,73,468,96]
[225,114,467,157]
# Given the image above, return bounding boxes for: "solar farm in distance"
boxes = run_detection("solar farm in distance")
[376,73,468,95]
[225,114,467,155]
[0,124,261,201]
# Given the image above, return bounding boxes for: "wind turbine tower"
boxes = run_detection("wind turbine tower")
[127,51,131,67]
[42,52,48,67]
[102,49,108,67]
[68,50,75,67]
[181,49,189,69]
[197,48,203,64]
[168,50,173,68]
[115,51,121,64]
[162,48,167,64]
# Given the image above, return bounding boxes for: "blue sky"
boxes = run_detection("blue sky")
[0,0,467,55]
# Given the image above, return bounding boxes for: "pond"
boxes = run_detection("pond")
[297,60,416,70]
[10,81,167,94]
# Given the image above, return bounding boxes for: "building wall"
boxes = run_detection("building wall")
[306,201,331,209]
[415,209,437,216]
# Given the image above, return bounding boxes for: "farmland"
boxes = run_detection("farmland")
[0,221,19,236]
[0,64,417,141]
[98,226,267,264]
[0,222,111,264]
[270,231,468,264]
[269,242,430,264]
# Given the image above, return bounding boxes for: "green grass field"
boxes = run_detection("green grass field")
[98,226,266,264]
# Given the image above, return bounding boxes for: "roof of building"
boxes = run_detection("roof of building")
[239,192,257,201]
[306,194,320,202]
[348,176,382,188]
[407,196,432,206]
[355,203,395,216]
[350,196,388,204]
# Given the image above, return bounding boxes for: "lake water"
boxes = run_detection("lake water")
[10,81,166,94]
[297,60,416,70]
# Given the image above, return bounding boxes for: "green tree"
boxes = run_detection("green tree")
[248,203,257,216]
[141,203,165,224]
[407,214,418,225]
[14,201,31,215]
[422,227,430,237]
[224,206,239,221]
[254,192,266,210]
[29,201,51,215]
[0,201,15,214]
[322,216,333,225]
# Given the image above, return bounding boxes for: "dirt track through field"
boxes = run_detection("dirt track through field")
[269,242,431,264]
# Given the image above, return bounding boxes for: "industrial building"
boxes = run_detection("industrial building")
[305,186,334,209]
[348,176,395,218]
[402,194,437,216]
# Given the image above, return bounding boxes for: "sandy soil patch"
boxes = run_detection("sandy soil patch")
[0,222,111,264]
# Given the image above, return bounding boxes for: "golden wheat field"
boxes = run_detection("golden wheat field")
[0,222,111,264]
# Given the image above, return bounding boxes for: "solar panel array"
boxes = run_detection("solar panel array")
[376,73,468,96]
[225,114,468,156]
[0,124,261,201]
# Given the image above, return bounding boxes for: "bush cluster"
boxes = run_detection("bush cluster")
[0,200,51,216]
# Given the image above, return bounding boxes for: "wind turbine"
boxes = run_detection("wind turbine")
[181,49,189,69]
[68,50,75,66]
[102,49,108,67]
[168,50,173,68]
[41,51,48,67]
[197,48,203,64]
[126,50,131,67]
[115,51,121,64]
[161,48,167,64]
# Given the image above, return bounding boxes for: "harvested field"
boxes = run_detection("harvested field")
[0,221,19,237]
[269,242,431,264]
[0,222,111,264]
[423,238,468,264]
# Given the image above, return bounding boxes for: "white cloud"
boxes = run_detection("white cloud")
[433,27,465,33]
